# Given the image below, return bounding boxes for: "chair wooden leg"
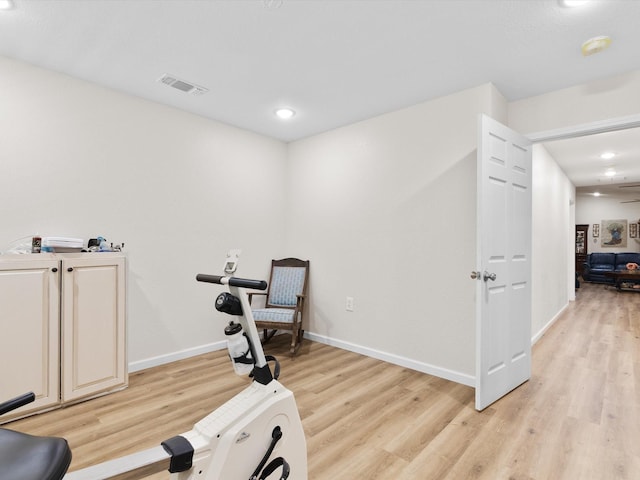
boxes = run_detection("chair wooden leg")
[289,323,303,356]
[263,329,277,343]
[292,335,301,355]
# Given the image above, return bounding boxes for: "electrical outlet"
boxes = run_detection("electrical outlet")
[346,296,354,312]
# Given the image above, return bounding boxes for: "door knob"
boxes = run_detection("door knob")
[470,271,481,280]
[483,271,497,282]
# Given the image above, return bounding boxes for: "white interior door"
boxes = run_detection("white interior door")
[475,114,532,411]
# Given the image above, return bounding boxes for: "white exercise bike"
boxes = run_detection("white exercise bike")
[0,254,307,480]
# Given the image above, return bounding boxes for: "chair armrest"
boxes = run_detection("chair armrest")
[581,263,591,280]
[248,292,267,305]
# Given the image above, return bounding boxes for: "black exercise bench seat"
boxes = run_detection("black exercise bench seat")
[0,428,71,480]
[0,393,71,480]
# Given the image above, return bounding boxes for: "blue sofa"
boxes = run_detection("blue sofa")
[582,252,640,284]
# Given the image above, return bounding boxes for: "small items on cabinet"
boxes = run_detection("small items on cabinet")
[575,224,589,278]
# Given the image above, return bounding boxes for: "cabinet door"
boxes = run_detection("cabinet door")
[61,255,127,403]
[0,258,60,421]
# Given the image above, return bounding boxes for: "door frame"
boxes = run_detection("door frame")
[526,113,640,143]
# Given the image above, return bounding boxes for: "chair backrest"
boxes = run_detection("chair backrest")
[266,258,310,308]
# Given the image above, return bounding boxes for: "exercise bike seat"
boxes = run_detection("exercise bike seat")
[0,427,72,480]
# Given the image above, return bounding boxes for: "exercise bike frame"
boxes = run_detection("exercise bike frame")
[47,272,307,479]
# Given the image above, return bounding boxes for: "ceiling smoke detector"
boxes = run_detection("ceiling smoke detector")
[157,74,208,96]
[581,36,612,56]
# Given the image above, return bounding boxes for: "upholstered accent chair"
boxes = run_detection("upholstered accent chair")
[248,258,309,356]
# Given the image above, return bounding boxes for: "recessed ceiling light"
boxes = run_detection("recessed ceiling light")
[600,152,615,160]
[581,36,612,56]
[0,0,14,10]
[593,192,601,197]
[559,0,589,6]
[275,108,296,120]
[605,168,616,177]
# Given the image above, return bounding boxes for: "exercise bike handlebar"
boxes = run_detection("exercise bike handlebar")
[196,274,268,291]
[0,392,35,416]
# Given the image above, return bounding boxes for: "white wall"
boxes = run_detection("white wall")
[530,145,575,341]
[508,70,640,135]
[576,194,640,253]
[0,56,288,368]
[6,52,637,385]
[286,84,507,384]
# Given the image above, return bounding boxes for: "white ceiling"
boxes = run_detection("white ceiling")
[543,127,640,192]
[1,0,640,187]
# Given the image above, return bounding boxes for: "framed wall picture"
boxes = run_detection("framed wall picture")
[592,224,599,237]
[630,223,638,238]
[601,219,627,248]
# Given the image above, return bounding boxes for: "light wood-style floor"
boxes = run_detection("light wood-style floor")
[6,282,640,479]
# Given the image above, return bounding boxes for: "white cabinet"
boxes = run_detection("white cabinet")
[0,256,61,418]
[0,253,127,422]
[61,254,127,403]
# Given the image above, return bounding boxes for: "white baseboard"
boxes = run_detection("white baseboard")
[129,318,561,384]
[531,302,569,346]
[128,341,227,373]
[304,332,475,387]
[129,333,475,386]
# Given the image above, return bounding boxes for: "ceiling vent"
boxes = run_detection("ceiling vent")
[157,74,208,96]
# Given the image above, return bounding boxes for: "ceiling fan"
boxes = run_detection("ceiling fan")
[618,184,640,203]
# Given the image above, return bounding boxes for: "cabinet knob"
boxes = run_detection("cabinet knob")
[51,267,58,273]
[67,267,74,272]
